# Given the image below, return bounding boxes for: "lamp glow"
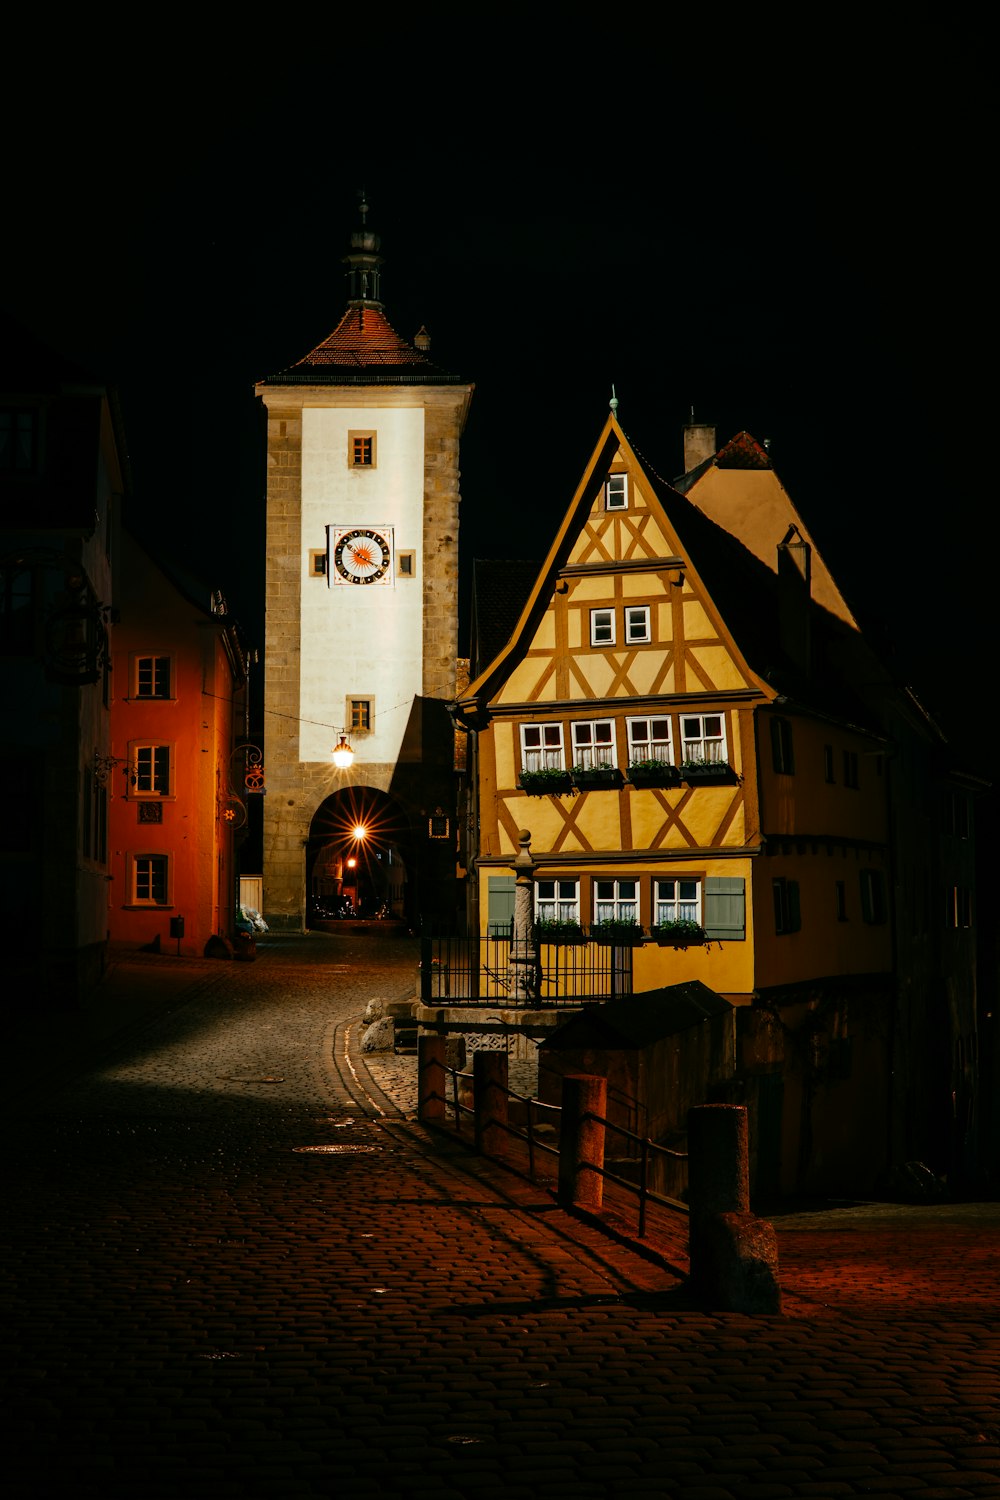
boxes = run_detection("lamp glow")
[331,734,354,769]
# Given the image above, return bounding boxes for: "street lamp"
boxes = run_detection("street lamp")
[331,733,354,769]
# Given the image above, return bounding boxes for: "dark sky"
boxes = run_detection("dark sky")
[3,11,992,749]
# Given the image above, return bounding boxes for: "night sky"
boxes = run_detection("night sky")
[3,12,992,756]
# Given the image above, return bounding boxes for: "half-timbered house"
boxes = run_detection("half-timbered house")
[454,414,899,1195]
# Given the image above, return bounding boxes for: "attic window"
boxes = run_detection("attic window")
[605,473,627,511]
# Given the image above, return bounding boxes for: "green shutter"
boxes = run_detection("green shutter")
[704,876,745,940]
[487,875,515,936]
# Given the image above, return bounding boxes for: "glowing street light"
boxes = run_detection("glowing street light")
[331,733,354,769]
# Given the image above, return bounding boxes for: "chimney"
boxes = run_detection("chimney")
[683,410,716,474]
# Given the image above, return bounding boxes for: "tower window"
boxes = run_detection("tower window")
[349,431,377,468]
[349,698,373,733]
[309,550,328,577]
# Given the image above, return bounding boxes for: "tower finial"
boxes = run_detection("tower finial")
[609,384,619,419]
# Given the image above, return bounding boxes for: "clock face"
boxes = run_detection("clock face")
[330,527,393,586]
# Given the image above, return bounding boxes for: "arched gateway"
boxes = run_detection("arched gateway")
[306,786,411,926]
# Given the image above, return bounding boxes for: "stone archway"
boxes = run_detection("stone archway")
[306,785,413,928]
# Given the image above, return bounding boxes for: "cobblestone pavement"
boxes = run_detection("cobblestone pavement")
[4,933,1000,1498]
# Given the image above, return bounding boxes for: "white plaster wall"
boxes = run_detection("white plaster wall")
[299,406,424,765]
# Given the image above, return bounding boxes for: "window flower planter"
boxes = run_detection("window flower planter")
[590,921,645,946]
[652,920,707,947]
[535,920,587,944]
[680,759,735,784]
[627,760,680,788]
[571,765,622,789]
[518,769,573,795]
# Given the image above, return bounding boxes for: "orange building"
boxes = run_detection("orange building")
[456,414,978,1196]
[107,531,249,956]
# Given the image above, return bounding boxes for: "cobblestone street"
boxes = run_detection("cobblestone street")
[4,934,1000,1497]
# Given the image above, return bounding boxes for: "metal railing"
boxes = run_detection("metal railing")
[419,928,633,1006]
[430,1051,687,1240]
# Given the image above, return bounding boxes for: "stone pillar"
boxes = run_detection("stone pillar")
[473,1050,509,1155]
[557,1073,607,1211]
[687,1104,781,1314]
[418,1033,447,1123]
[509,828,539,1003]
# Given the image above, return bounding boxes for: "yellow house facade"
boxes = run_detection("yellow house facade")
[455,416,897,1195]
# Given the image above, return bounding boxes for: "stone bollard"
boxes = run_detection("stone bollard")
[473,1050,509,1155]
[557,1073,607,1211]
[687,1104,781,1314]
[418,1034,447,1124]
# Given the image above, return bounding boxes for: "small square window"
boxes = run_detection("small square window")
[397,550,415,578]
[627,715,673,765]
[625,606,650,643]
[349,698,373,733]
[309,550,328,577]
[520,723,564,771]
[536,878,580,924]
[348,430,376,467]
[681,713,727,766]
[132,853,169,905]
[590,608,615,646]
[571,719,616,770]
[655,878,701,925]
[134,655,171,699]
[132,744,172,797]
[594,878,638,924]
[605,473,628,511]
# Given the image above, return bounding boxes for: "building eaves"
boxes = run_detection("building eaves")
[259,306,464,387]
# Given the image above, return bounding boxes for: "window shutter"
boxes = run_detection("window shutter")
[487,875,515,936]
[155,745,170,793]
[704,876,745,940]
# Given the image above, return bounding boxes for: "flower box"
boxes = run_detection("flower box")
[535,920,587,945]
[590,921,645,947]
[518,769,573,795]
[571,765,622,789]
[680,760,735,784]
[652,920,707,947]
[627,760,680,788]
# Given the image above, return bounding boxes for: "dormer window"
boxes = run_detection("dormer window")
[605,473,627,511]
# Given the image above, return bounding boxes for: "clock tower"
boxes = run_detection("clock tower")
[256,202,473,930]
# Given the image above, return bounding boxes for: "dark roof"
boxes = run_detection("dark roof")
[470,559,540,676]
[541,982,732,1051]
[260,305,464,387]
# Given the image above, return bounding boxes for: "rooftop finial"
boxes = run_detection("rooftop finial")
[610,384,619,419]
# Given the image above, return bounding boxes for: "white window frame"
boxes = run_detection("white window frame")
[535,878,580,924]
[680,713,728,764]
[590,608,615,646]
[627,715,673,765]
[605,473,628,511]
[624,605,650,644]
[571,719,616,771]
[594,878,639,924]
[654,877,702,925]
[131,742,172,797]
[520,722,565,772]
[133,654,172,700]
[131,852,170,906]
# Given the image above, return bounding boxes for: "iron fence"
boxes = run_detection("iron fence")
[418,927,633,1006]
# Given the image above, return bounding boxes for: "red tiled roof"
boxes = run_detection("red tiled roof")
[294,307,438,370]
[715,431,771,470]
[261,305,462,386]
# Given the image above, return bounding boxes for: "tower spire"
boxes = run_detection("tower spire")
[344,190,385,309]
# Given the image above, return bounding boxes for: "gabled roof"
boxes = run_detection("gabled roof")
[259,305,463,387]
[455,415,887,736]
[541,982,732,1051]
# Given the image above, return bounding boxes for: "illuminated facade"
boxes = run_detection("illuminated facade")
[455,416,980,1194]
[256,205,473,929]
[106,531,248,956]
